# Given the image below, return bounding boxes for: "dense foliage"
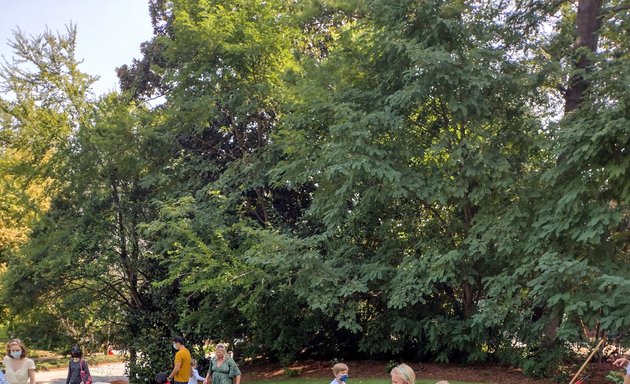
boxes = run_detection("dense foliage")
[1,0,629,381]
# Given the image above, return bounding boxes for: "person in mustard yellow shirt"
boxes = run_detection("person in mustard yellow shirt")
[168,336,191,384]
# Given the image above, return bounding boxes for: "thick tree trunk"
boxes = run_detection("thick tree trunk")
[563,0,603,113]
[546,0,604,342]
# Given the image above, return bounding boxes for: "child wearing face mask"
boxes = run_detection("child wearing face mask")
[65,346,92,384]
[330,363,349,384]
[3,339,36,384]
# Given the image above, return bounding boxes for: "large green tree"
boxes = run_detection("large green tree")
[0,25,94,258]
[268,0,547,361]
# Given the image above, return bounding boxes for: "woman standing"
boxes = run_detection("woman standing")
[203,344,240,384]
[3,339,36,384]
[65,346,92,384]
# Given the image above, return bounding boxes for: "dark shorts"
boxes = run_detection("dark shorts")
[174,381,188,384]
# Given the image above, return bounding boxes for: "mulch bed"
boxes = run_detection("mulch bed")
[109,360,624,384]
[240,360,555,383]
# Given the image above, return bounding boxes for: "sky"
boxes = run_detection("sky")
[0,0,154,96]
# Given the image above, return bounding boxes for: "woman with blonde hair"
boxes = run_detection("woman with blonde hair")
[203,344,240,384]
[390,364,415,384]
[3,339,36,384]
[390,364,448,384]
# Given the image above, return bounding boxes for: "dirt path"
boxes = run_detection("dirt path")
[36,362,127,384]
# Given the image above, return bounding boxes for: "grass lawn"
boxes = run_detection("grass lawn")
[248,378,483,384]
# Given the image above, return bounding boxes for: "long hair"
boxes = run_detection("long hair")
[6,339,27,359]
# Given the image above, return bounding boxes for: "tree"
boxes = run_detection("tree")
[2,1,629,380]
[0,25,95,257]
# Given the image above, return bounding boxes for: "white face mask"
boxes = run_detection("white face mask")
[173,343,178,350]
[10,351,21,359]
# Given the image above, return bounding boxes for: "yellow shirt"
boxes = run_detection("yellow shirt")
[174,347,192,383]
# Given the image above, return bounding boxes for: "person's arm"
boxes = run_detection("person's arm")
[204,370,213,384]
[193,369,205,381]
[28,368,36,384]
[65,362,71,384]
[28,359,37,384]
[83,361,92,382]
[229,360,241,384]
[169,361,182,381]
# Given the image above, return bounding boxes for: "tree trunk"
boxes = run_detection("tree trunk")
[546,0,604,342]
[563,0,603,113]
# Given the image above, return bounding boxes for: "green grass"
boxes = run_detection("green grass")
[248,378,483,384]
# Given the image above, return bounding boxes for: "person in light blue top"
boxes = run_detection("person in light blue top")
[330,363,348,384]
[188,359,205,384]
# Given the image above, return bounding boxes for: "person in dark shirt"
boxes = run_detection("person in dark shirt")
[65,346,92,384]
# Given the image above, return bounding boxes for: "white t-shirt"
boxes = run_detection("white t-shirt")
[3,356,35,384]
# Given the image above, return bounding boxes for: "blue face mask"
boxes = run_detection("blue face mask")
[340,374,348,382]
[10,351,21,359]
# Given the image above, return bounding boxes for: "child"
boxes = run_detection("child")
[188,359,205,384]
[330,363,349,384]
[156,372,169,384]
[390,363,448,384]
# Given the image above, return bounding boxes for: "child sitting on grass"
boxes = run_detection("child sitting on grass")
[390,363,449,384]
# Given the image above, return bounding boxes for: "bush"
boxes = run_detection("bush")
[385,361,398,374]
[283,368,302,378]
[606,370,624,384]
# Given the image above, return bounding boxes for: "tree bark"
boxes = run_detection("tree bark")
[563,0,603,113]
